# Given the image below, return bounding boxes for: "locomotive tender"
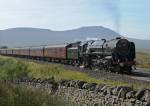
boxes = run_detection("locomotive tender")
[0,37,136,73]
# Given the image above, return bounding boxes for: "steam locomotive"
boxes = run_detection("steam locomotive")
[0,37,136,73]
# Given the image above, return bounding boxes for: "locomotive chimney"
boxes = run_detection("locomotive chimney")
[101,39,106,43]
[116,37,121,39]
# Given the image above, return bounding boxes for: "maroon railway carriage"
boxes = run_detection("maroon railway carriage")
[44,44,68,60]
[0,49,7,55]
[6,49,13,55]
[29,46,44,59]
[19,48,30,57]
[0,49,13,56]
[13,48,21,56]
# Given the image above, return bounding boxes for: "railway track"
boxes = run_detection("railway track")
[130,69,150,82]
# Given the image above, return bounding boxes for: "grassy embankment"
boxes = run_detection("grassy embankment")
[0,56,73,106]
[0,83,70,106]
[136,52,150,69]
[136,49,150,54]
[0,56,128,86]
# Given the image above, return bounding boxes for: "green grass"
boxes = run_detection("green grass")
[0,56,28,80]
[0,56,129,87]
[136,52,150,69]
[0,83,70,106]
[1,55,150,89]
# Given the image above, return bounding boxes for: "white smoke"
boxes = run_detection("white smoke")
[101,0,120,33]
[86,37,99,41]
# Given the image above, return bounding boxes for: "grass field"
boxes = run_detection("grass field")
[0,56,128,86]
[0,83,70,106]
[0,55,150,89]
[137,49,150,54]
[136,52,150,69]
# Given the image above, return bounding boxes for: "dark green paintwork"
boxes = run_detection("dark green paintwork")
[67,48,79,59]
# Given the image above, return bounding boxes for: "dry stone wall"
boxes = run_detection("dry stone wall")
[5,78,150,106]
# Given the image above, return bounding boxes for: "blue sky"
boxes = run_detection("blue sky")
[0,0,150,39]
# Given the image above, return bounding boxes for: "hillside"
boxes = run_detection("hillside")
[0,26,120,47]
[129,38,150,50]
[0,26,149,50]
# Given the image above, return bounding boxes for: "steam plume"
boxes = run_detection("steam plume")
[101,0,120,33]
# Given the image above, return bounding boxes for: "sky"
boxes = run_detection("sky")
[0,0,150,39]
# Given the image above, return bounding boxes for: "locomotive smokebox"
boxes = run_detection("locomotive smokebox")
[116,39,130,55]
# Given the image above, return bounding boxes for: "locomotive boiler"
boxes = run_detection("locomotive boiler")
[80,37,136,73]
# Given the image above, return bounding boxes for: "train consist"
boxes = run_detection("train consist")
[0,37,136,73]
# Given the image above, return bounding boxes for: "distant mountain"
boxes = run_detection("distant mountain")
[129,38,150,49]
[0,26,120,47]
[0,26,149,51]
